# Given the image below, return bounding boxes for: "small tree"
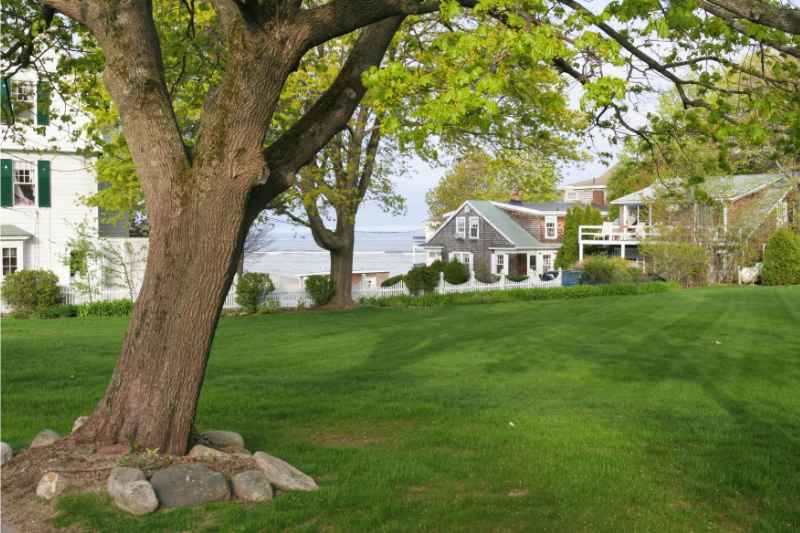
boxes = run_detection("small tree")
[761,228,800,285]
[235,272,275,313]
[102,240,148,300]
[64,222,109,303]
[556,205,604,269]
[305,275,335,306]
[443,259,469,285]
[1,270,62,317]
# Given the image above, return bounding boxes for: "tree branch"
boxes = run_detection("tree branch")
[299,0,477,50]
[247,15,404,221]
[700,0,800,35]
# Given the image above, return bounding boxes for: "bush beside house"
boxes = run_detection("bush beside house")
[640,241,708,287]
[1,270,62,317]
[236,272,276,312]
[761,228,800,285]
[305,275,334,306]
[580,256,643,285]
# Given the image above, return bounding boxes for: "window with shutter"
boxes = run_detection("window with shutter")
[1,159,12,207]
[36,81,50,126]
[38,160,51,207]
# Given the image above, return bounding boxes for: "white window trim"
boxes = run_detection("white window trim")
[492,253,507,275]
[12,161,37,208]
[542,253,553,272]
[455,216,466,238]
[1,242,24,279]
[452,251,473,270]
[426,250,442,266]
[468,216,479,239]
[544,215,557,239]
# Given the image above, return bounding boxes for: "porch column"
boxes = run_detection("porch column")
[620,243,626,260]
[579,241,584,263]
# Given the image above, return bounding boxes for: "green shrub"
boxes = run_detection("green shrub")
[761,228,800,285]
[258,297,281,314]
[381,275,404,287]
[1,270,62,317]
[556,204,604,269]
[76,299,133,317]
[507,274,529,282]
[404,265,439,294]
[35,304,78,319]
[474,264,499,284]
[305,275,334,306]
[580,256,634,285]
[236,272,276,313]
[640,241,708,287]
[443,259,469,285]
[361,281,676,308]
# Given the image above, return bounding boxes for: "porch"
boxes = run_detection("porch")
[490,250,557,278]
[578,223,650,263]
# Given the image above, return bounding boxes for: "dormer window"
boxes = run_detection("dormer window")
[455,216,466,238]
[468,217,479,239]
[545,215,557,239]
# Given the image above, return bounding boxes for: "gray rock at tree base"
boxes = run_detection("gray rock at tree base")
[150,464,230,508]
[113,480,159,515]
[71,416,89,434]
[187,444,228,460]
[36,472,68,500]
[232,470,274,502]
[107,467,147,500]
[200,430,245,450]
[253,452,318,492]
[30,429,61,448]
[0,442,12,465]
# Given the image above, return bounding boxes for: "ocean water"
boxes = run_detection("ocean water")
[243,229,423,289]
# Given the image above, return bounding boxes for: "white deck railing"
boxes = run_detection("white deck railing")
[579,224,650,243]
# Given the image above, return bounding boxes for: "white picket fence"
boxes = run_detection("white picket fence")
[3,270,564,313]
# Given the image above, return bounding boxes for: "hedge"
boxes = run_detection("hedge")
[761,228,800,285]
[76,299,133,317]
[360,281,677,308]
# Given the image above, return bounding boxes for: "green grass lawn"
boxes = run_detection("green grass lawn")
[3,286,800,532]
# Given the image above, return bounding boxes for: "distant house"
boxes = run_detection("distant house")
[578,172,799,274]
[558,166,613,207]
[422,196,607,278]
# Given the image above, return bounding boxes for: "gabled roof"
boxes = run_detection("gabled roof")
[611,172,793,205]
[425,200,549,249]
[468,200,545,249]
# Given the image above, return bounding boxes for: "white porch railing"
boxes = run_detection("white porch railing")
[579,224,650,243]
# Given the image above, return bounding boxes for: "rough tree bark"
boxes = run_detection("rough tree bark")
[40,0,409,455]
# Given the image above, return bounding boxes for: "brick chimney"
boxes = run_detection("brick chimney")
[509,190,522,205]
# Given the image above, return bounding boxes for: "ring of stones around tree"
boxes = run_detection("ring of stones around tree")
[15,419,319,515]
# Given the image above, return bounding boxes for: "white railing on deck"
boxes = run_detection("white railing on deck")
[579,224,649,242]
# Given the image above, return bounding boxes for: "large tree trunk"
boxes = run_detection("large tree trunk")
[327,226,356,307]
[76,189,250,455]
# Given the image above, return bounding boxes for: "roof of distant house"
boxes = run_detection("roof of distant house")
[611,172,794,205]
[559,165,616,189]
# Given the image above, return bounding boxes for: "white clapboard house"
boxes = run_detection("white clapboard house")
[1,68,144,293]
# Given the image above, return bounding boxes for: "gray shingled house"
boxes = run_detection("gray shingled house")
[422,198,606,278]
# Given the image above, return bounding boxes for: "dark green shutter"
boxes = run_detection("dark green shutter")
[36,81,50,126]
[1,159,12,207]
[1,78,12,125]
[38,160,51,207]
